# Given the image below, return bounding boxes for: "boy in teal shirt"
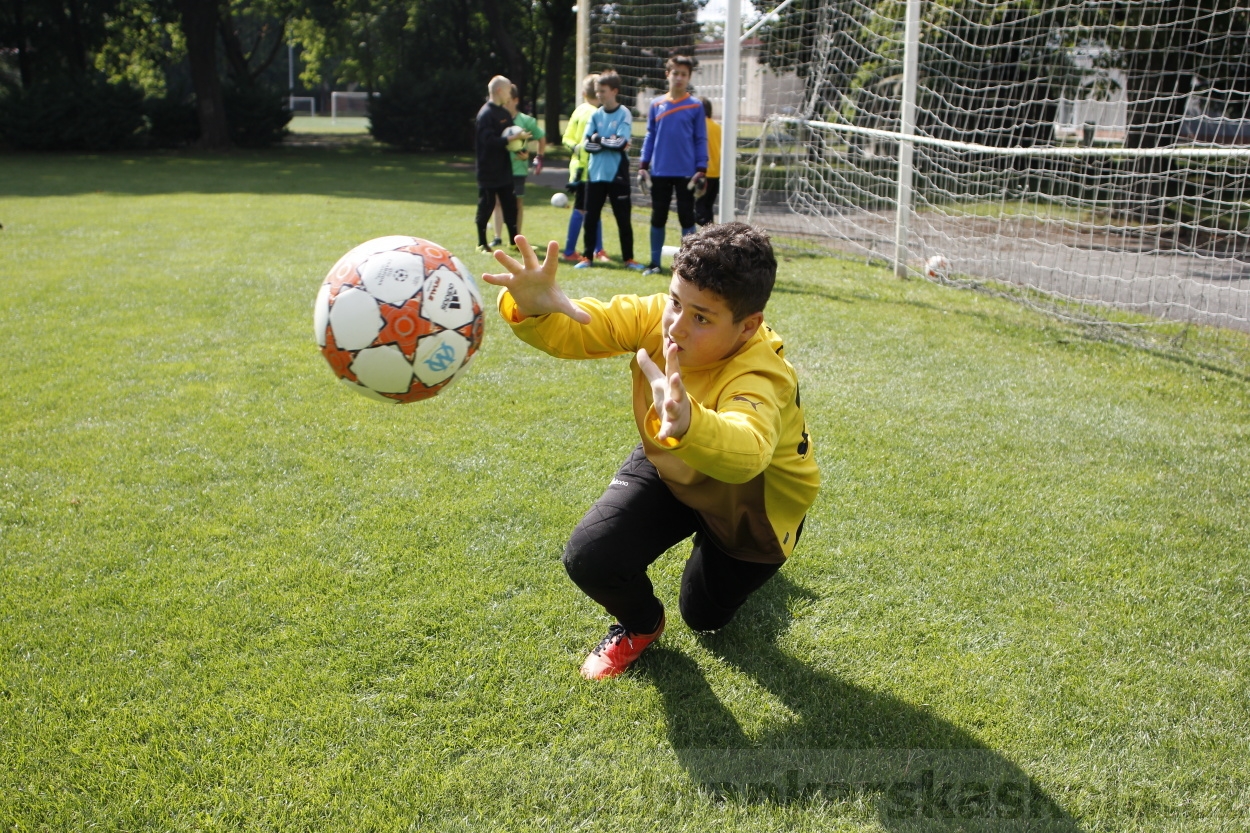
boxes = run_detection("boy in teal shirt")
[576,70,644,270]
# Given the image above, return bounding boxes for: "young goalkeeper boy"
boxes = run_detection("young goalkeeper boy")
[482,223,819,680]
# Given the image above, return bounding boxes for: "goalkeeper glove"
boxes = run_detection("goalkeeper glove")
[688,171,708,200]
[531,155,544,175]
[584,133,603,153]
[637,168,651,198]
[600,134,627,151]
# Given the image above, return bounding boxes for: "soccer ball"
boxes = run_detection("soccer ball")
[503,125,526,153]
[925,254,951,279]
[550,191,569,208]
[314,236,485,403]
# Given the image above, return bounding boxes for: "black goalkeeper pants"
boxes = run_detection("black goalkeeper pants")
[649,175,697,231]
[583,178,634,261]
[562,444,784,634]
[476,184,516,246]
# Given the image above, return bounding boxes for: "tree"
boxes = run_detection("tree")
[175,0,230,148]
[0,0,125,88]
[537,0,576,140]
[590,0,704,109]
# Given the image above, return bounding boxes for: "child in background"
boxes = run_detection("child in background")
[561,74,607,263]
[576,70,645,271]
[474,75,525,254]
[695,97,721,227]
[482,225,819,680]
[492,84,546,249]
[637,55,708,276]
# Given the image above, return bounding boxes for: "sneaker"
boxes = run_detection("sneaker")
[595,249,612,263]
[642,265,663,276]
[579,614,666,680]
[476,244,494,255]
[491,237,502,248]
[573,257,592,269]
[625,259,646,271]
[562,252,582,263]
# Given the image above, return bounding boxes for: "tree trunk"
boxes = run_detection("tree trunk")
[12,0,33,88]
[481,0,528,97]
[177,0,231,149]
[544,24,571,141]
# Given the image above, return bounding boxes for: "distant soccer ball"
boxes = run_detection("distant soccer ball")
[926,254,951,279]
[314,236,485,403]
[550,192,569,208]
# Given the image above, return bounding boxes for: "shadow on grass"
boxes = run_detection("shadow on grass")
[645,574,1084,832]
[0,147,560,205]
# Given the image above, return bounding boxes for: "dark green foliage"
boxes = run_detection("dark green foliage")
[590,0,703,109]
[143,94,200,149]
[369,69,482,152]
[222,83,292,148]
[0,74,146,151]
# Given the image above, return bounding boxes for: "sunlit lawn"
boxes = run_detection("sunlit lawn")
[1,145,1248,832]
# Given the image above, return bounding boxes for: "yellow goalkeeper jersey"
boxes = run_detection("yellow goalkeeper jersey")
[563,102,597,183]
[499,290,819,563]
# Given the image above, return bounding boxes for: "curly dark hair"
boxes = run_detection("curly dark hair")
[671,223,776,321]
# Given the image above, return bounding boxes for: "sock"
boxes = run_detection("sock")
[681,225,696,237]
[650,226,665,267]
[564,210,584,256]
[478,226,488,247]
[596,222,605,253]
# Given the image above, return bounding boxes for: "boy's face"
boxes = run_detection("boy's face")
[662,274,762,367]
[506,95,519,115]
[667,65,691,95]
[595,83,618,108]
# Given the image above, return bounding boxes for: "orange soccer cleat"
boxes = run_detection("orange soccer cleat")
[579,614,666,680]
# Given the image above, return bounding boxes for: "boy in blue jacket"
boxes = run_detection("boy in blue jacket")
[638,55,708,276]
[576,70,645,271]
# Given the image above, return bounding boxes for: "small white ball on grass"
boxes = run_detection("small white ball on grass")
[550,192,569,208]
[926,254,950,279]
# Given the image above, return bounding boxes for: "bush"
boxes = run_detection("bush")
[0,75,147,151]
[223,83,292,148]
[370,69,481,152]
[144,94,200,149]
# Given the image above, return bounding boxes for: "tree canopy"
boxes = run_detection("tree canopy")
[0,0,581,149]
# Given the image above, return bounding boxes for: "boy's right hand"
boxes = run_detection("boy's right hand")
[481,236,592,324]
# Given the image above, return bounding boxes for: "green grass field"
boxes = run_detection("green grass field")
[1,145,1248,832]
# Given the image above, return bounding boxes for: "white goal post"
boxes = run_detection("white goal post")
[587,0,1250,344]
[331,91,378,122]
[288,95,316,116]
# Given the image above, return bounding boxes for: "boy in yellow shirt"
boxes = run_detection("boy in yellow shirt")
[561,74,607,262]
[695,97,722,226]
[483,224,819,680]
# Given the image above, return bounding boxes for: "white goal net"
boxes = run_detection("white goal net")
[590,0,1250,356]
[331,91,377,121]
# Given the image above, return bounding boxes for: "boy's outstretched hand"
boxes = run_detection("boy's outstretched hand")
[482,236,591,324]
[637,341,690,442]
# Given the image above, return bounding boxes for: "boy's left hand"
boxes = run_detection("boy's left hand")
[482,236,592,323]
[637,341,690,442]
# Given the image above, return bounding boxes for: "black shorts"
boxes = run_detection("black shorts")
[562,445,786,633]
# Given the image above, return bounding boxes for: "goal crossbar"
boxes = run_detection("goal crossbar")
[779,116,1250,160]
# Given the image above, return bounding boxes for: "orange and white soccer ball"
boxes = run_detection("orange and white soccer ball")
[925,254,950,279]
[314,236,484,403]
